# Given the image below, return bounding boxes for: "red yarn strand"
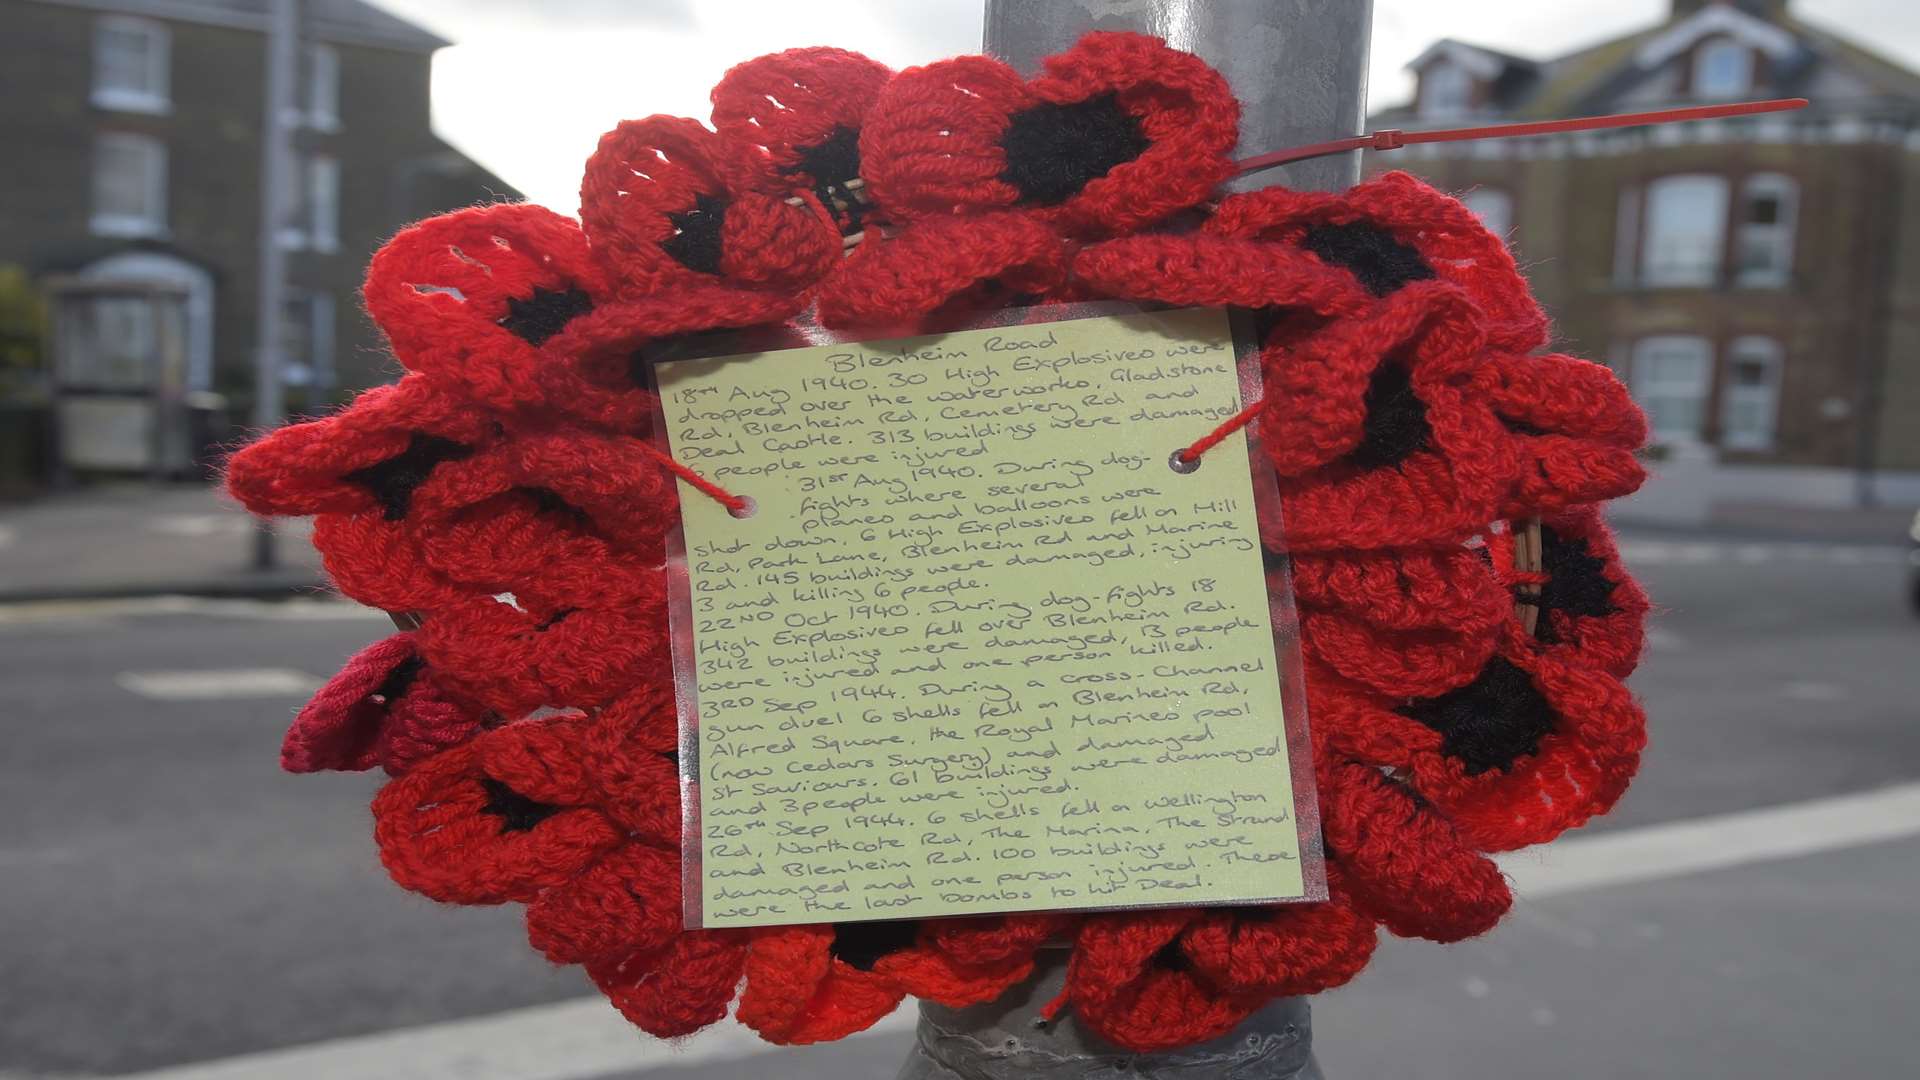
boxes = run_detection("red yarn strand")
[1037,984,1071,1023]
[640,444,749,514]
[1179,397,1265,466]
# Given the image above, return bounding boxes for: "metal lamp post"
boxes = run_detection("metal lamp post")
[892,3,1373,1077]
[250,0,299,570]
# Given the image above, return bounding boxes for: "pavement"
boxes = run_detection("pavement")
[0,525,1915,1079]
[0,481,1914,605]
[0,484,323,603]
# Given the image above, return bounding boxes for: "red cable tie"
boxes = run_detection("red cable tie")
[1487,524,1519,578]
[641,444,750,514]
[1484,525,1550,589]
[1233,97,1809,175]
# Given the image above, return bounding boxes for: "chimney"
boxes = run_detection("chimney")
[1671,1,1790,19]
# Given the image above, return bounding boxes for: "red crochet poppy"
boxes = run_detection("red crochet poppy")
[1071,228,1378,323]
[227,377,492,613]
[1065,908,1267,1051]
[874,926,1056,1008]
[708,46,892,229]
[589,931,749,1039]
[1314,755,1512,941]
[860,33,1237,234]
[1308,635,1647,853]
[1522,505,1651,678]
[229,381,680,613]
[816,32,1239,326]
[373,713,625,905]
[226,377,498,521]
[362,204,617,422]
[364,51,893,433]
[736,925,909,1044]
[372,710,682,949]
[580,117,837,305]
[412,594,671,718]
[1478,353,1650,516]
[1206,171,1551,355]
[280,632,486,775]
[1256,283,1520,552]
[1291,549,1510,700]
[1176,875,1378,998]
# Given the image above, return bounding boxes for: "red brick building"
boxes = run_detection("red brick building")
[1373,0,1920,514]
[0,0,514,475]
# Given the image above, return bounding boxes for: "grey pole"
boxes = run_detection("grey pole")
[891,4,1373,1078]
[250,0,299,570]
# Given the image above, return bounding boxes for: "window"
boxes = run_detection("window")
[1632,336,1713,443]
[301,44,341,130]
[1613,185,1643,285]
[55,295,166,390]
[1461,189,1514,241]
[93,16,169,113]
[1641,174,1728,287]
[91,133,167,237]
[280,155,340,251]
[280,291,337,389]
[1420,63,1473,121]
[1733,174,1798,287]
[1720,336,1783,451]
[1694,39,1753,99]
[308,156,340,251]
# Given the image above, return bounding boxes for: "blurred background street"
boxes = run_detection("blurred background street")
[6,0,1920,1077]
[4,510,1916,1079]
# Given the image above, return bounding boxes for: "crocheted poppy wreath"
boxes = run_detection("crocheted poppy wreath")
[229,33,1650,1053]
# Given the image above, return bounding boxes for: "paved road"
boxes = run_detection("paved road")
[0,485,322,601]
[1,535,1915,1078]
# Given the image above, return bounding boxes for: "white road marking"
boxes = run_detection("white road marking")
[148,514,253,538]
[1778,680,1850,703]
[1502,781,1920,900]
[0,846,84,867]
[1617,538,1904,567]
[0,596,386,626]
[117,668,323,700]
[0,524,16,549]
[1677,542,1721,564]
[156,597,387,622]
[115,782,1920,1080]
[1643,626,1688,652]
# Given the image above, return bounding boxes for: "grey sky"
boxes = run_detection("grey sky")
[367,0,1920,210]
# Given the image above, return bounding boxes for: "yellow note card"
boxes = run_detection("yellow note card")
[652,306,1320,929]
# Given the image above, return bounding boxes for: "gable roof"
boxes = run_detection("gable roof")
[1375,4,1920,125]
[1635,4,1798,68]
[1787,15,1920,100]
[41,0,449,52]
[1407,39,1536,80]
